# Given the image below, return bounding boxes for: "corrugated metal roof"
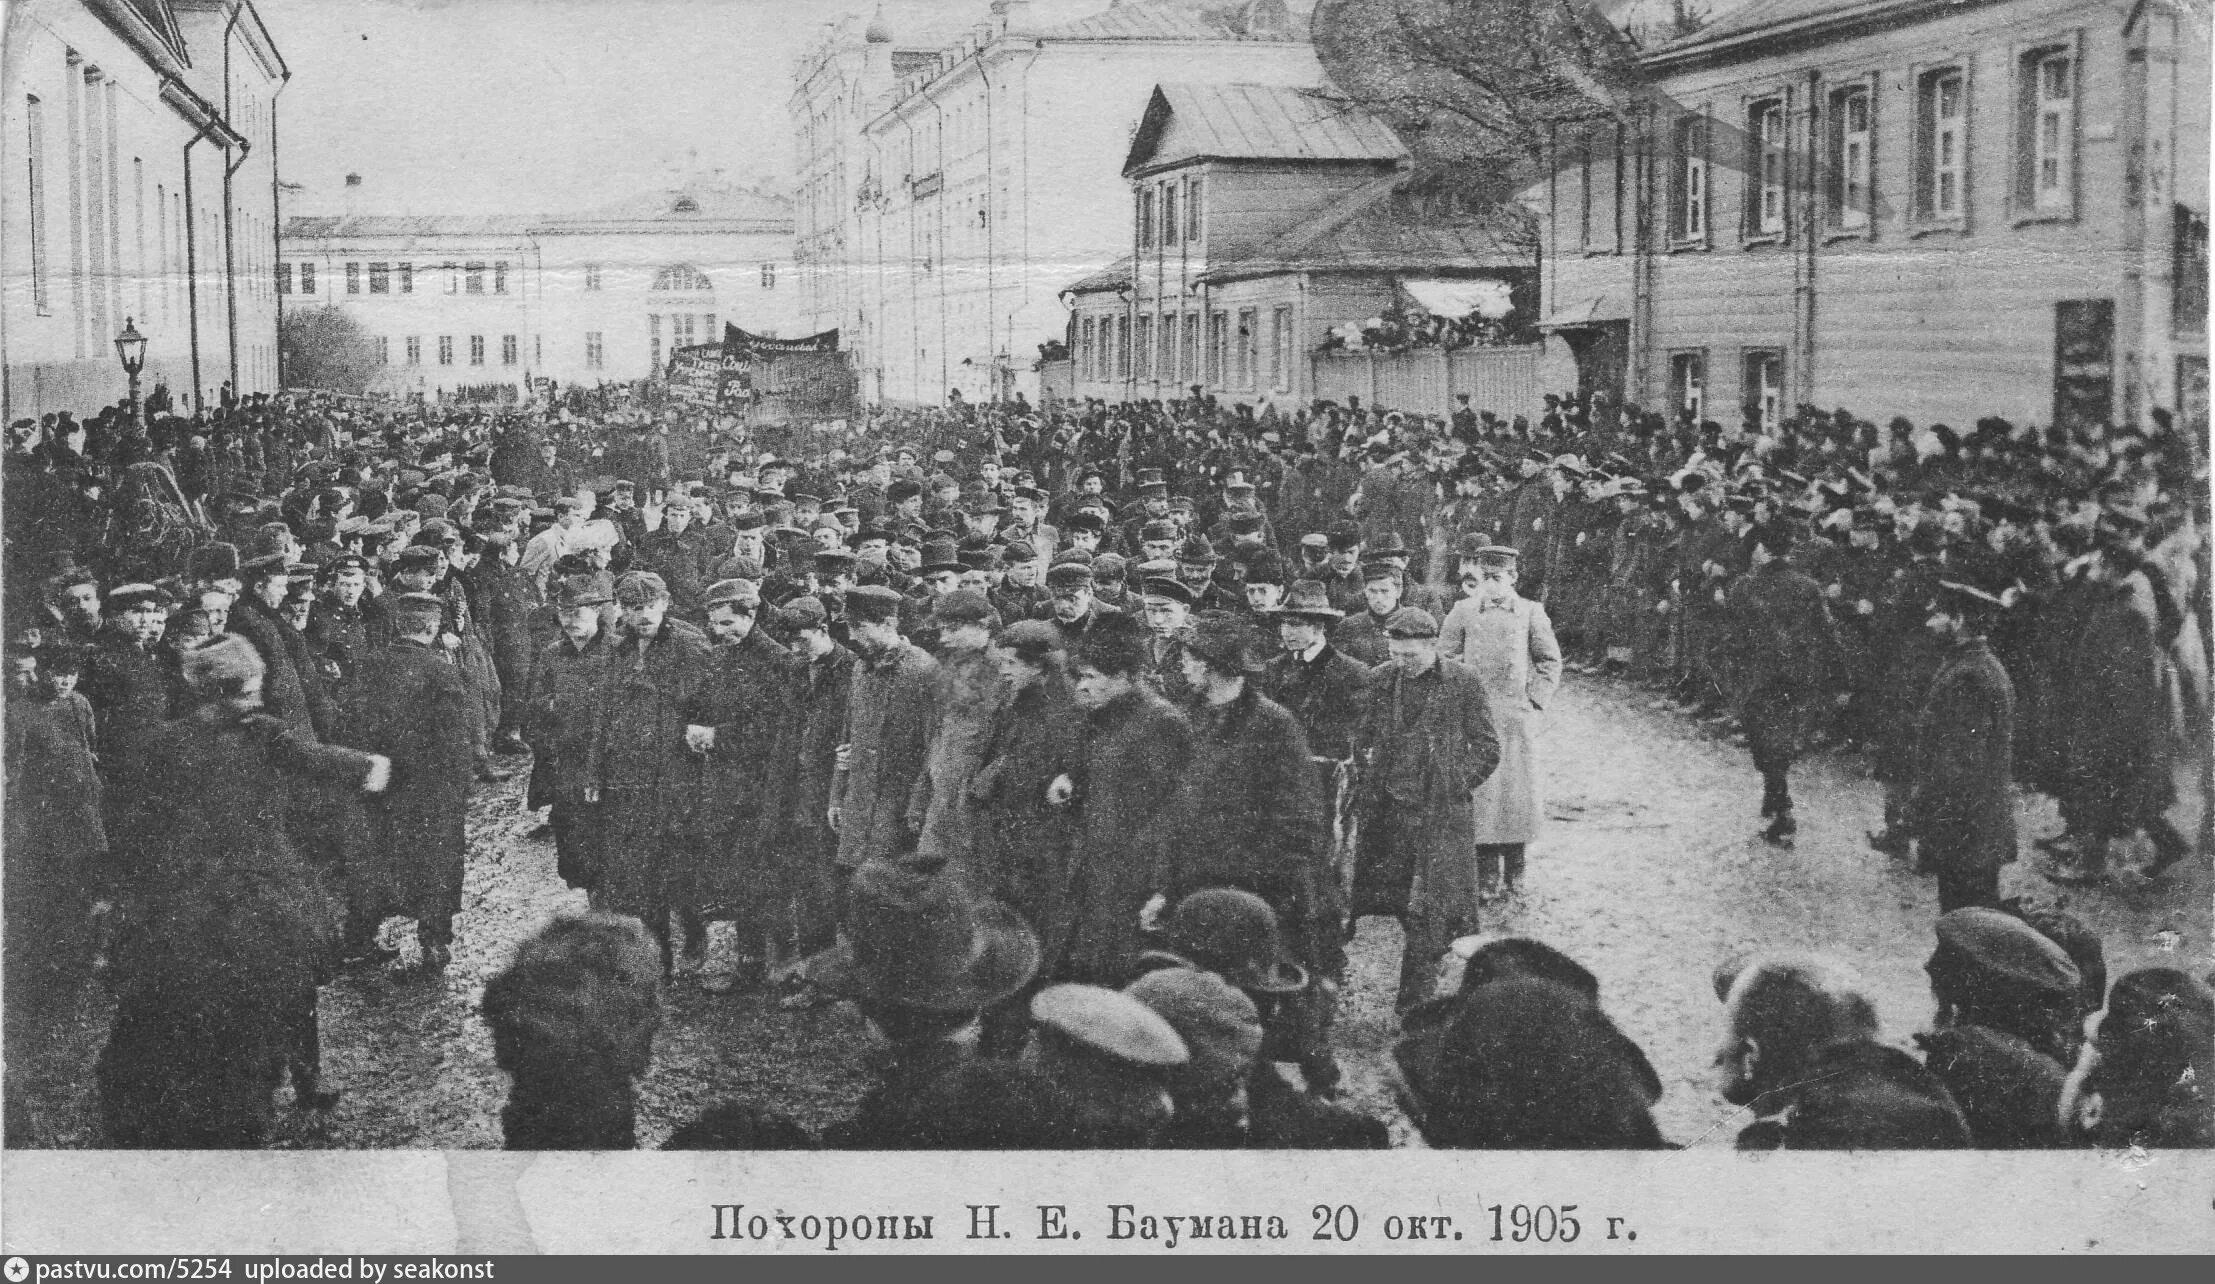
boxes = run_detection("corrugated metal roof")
[282,215,531,240]
[1065,258,1135,294]
[1650,0,1930,56]
[1038,0,1307,42]
[1128,83,1408,174]
[1199,175,1529,282]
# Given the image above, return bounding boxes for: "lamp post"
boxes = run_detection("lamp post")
[114,316,148,425]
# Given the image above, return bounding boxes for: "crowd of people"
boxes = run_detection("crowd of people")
[3,374,2209,1151]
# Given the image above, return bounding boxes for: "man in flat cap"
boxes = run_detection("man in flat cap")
[1439,545,1561,900]
[676,577,795,992]
[1907,580,2019,911]
[830,584,940,877]
[1726,521,1848,845]
[583,570,715,975]
[347,590,476,971]
[1351,606,1502,1012]
[523,572,616,894]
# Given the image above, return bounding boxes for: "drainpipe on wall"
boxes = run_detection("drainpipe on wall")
[183,118,217,410]
[221,0,245,398]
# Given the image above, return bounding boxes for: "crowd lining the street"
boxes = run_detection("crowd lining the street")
[3,374,2209,1151]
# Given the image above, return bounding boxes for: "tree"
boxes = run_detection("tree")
[279,305,381,394]
[1312,0,1649,203]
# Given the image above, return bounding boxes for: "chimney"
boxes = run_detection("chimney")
[995,0,1035,33]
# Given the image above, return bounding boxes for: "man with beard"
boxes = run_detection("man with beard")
[680,578,794,993]
[1045,559,1118,643]
[524,572,616,895]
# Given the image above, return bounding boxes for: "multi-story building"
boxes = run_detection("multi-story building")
[1063,82,1533,409]
[792,0,1326,407]
[3,0,288,421]
[1530,0,2210,434]
[278,180,800,395]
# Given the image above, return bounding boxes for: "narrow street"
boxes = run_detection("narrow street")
[12,672,2208,1149]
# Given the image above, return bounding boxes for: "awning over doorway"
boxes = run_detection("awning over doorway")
[1537,293,1629,329]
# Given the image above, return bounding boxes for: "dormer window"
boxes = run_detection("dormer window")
[672,195,700,214]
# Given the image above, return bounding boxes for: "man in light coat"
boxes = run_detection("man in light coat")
[1438,546,1561,898]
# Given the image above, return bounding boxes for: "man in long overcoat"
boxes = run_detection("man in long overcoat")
[1725,523,1847,844]
[830,585,939,875]
[1351,607,1502,1011]
[1909,581,2018,912]
[522,572,614,893]
[349,592,475,970]
[584,571,714,972]
[1438,546,1561,898]
[1060,617,1193,984]
[682,578,794,990]
[905,590,1007,877]
[770,596,854,967]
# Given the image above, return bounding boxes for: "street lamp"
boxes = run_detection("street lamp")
[114,316,147,424]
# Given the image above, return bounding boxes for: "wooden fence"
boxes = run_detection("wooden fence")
[1308,344,1545,420]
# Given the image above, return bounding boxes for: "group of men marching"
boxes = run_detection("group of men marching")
[3,375,2205,1148]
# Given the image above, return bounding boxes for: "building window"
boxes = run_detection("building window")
[1671,114,1709,242]
[1235,309,1258,389]
[465,261,485,293]
[649,314,661,371]
[502,334,517,365]
[1180,313,1200,382]
[1079,317,1097,380]
[26,95,49,313]
[345,261,361,293]
[673,314,696,347]
[443,262,459,294]
[1207,312,1228,386]
[2020,48,2076,216]
[653,264,712,291]
[369,261,390,293]
[584,263,602,291]
[535,335,543,364]
[470,335,485,365]
[1186,177,1203,242]
[300,261,316,294]
[1742,350,1783,432]
[405,335,421,365]
[278,262,293,294]
[1134,315,1153,379]
[753,262,772,289]
[1829,84,1873,232]
[1747,97,1787,237]
[399,262,413,294]
[1137,189,1155,248]
[1116,315,1131,379]
[438,335,454,366]
[1160,314,1179,381]
[1162,183,1180,248]
[1271,306,1293,391]
[375,335,389,365]
[494,261,509,294]
[585,331,605,369]
[1916,68,1968,222]
[1670,351,1706,422]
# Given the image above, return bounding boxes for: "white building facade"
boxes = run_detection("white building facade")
[791,0,1325,407]
[3,0,288,421]
[278,183,800,396]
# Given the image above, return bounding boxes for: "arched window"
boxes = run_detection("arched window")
[651,264,713,291]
